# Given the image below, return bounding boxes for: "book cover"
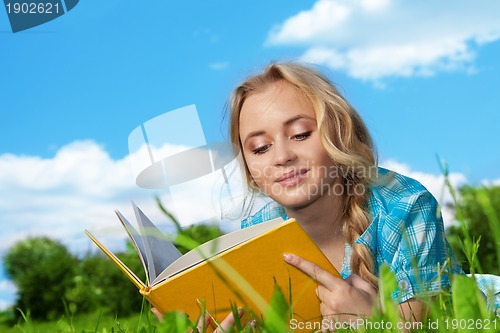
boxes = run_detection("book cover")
[85,204,341,329]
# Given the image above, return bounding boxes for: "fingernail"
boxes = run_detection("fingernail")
[315,287,319,297]
[283,253,293,262]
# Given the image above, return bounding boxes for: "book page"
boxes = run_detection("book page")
[152,217,286,285]
[115,209,149,277]
[84,230,146,291]
[132,202,182,282]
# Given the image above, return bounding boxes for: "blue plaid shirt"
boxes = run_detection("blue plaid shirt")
[241,167,464,303]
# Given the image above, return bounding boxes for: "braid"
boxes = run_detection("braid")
[341,177,378,288]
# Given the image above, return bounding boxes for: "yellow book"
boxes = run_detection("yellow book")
[84,203,340,330]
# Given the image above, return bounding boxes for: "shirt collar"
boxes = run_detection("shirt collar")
[354,188,384,254]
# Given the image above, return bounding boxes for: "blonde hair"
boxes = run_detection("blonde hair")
[228,62,378,287]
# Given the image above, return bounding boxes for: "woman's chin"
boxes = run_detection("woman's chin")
[271,194,315,210]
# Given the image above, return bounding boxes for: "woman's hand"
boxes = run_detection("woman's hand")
[284,253,377,325]
[151,307,254,332]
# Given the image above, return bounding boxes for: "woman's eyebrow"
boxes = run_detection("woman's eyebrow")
[243,130,266,146]
[284,115,305,126]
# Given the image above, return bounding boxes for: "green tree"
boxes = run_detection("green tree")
[447,185,500,275]
[156,196,224,254]
[3,237,76,320]
[175,224,225,254]
[66,242,145,316]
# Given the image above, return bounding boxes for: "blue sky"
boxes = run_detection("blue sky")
[1,0,499,310]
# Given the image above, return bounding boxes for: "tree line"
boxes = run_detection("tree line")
[4,236,144,320]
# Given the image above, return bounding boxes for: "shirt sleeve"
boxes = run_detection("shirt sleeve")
[392,190,462,303]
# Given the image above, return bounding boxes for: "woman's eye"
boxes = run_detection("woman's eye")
[293,131,312,141]
[252,145,270,155]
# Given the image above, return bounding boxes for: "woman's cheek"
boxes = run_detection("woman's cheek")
[249,171,264,189]
[248,166,268,190]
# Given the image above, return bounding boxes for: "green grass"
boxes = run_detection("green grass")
[0,310,148,333]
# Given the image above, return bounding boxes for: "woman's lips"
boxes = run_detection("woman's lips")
[275,169,309,186]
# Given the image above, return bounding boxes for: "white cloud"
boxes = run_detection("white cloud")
[379,159,467,228]
[0,141,244,257]
[0,141,146,255]
[266,0,500,81]
[267,1,351,44]
[482,178,500,187]
[360,0,390,11]
[0,280,17,293]
[0,279,17,310]
[0,299,12,311]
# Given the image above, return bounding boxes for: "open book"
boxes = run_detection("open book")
[84,203,341,327]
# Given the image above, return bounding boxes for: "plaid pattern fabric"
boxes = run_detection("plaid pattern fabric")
[474,274,500,315]
[241,167,464,303]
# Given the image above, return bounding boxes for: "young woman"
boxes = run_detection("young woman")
[228,61,463,326]
[153,62,465,331]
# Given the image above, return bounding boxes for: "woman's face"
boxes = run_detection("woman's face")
[239,81,338,209]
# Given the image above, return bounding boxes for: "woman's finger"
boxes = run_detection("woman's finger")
[316,285,331,302]
[317,285,342,315]
[151,308,163,321]
[213,308,244,333]
[284,253,341,290]
[345,274,377,296]
[195,314,211,331]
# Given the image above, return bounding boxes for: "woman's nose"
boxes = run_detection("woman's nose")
[273,141,297,166]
